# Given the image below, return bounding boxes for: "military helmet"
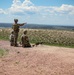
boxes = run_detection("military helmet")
[24,30,27,34]
[14,19,18,22]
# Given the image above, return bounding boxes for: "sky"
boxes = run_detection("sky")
[0,0,74,25]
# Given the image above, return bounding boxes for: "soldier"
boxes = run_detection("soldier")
[9,31,14,46]
[21,30,31,47]
[12,19,26,47]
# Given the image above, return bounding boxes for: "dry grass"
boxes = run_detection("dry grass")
[0,28,74,47]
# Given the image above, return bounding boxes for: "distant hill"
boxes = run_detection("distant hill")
[0,23,74,30]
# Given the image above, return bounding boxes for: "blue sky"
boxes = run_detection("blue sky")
[0,0,74,25]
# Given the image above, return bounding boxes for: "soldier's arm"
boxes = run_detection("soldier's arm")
[19,23,27,26]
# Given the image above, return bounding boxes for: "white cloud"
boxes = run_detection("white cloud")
[22,0,34,6]
[8,0,38,15]
[69,11,74,15]
[0,9,6,14]
[1,0,74,16]
[53,4,74,14]
[8,0,23,14]
[12,0,21,6]
[22,0,38,14]
[38,4,74,16]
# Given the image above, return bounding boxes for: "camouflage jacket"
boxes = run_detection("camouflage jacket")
[21,34,29,44]
[12,24,19,32]
[9,34,14,42]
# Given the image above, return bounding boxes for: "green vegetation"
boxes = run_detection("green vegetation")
[0,28,10,40]
[0,28,74,48]
[0,48,8,57]
[19,29,74,48]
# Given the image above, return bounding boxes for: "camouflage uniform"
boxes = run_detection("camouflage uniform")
[21,31,31,47]
[9,31,14,46]
[12,19,26,46]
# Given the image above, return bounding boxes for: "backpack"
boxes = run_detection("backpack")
[12,24,19,32]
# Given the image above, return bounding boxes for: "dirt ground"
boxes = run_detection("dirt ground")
[0,40,74,75]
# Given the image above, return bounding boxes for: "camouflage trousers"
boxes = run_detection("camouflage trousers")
[14,32,18,46]
[10,39,14,46]
[22,41,31,47]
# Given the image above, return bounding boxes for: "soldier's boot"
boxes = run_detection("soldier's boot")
[14,43,18,47]
[10,42,14,46]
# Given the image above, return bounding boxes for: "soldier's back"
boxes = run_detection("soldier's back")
[12,24,19,32]
[21,34,31,47]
